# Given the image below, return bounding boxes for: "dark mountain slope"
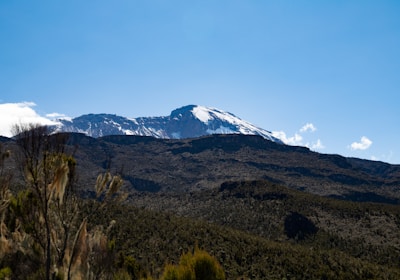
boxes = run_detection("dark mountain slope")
[4,132,400,202]
[55,133,400,202]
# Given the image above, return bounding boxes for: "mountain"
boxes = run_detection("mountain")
[4,131,400,278]
[7,132,388,204]
[3,131,400,203]
[54,105,282,143]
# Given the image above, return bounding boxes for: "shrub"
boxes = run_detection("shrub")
[162,248,225,280]
[0,267,12,280]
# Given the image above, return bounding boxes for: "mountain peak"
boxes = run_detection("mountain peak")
[55,105,282,143]
[191,105,231,123]
[170,105,197,117]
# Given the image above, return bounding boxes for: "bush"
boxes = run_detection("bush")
[162,248,225,280]
[0,267,12,280]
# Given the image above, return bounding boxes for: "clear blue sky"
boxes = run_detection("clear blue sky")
[1,0,399,164]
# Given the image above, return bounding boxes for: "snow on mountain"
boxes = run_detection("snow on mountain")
[54,105,283,143]
[191,106,271,136]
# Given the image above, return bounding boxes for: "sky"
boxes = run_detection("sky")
[0,0,399,164]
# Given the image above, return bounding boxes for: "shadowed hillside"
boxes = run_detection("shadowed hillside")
[58,133,400,203]
[3,133,400,202]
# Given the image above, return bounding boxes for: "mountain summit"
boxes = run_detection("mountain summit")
[55,105,282,143]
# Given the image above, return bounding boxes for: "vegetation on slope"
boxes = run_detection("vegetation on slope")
[129,180,400,270]
[2,128,400,279]
[90,200,400,279]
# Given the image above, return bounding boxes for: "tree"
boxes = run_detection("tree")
[0,143,12,258]
[0,141,35,278]
[11,124,77,279]
[7,124,126,279]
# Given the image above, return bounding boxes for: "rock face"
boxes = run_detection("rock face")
[54,105,282,143]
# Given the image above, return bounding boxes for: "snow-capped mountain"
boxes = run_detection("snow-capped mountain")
[55,105,282,143]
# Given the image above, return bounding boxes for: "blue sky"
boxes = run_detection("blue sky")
[0,1,399,164]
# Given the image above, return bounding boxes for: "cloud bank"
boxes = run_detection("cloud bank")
[350,136,373,151]
[0,102,60,137]
[272,131,303,146]
[272,122,324,150]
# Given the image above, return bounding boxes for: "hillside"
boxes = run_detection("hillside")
[91,180,400,279]
[3,132,400,201]
[49,133,400,203]
[3,132,400,278]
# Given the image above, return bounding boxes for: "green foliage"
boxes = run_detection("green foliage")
[161,265,180,280]
[0,267,11,280]
[89,197,400,279]
[113,269,132,280]
[190,249,225,280]
[161,248,225,280]
[122,255,140,277]
[115,253,151,280]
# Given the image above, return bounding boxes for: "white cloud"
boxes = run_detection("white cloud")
[350,136,372,151]
[46,112,64,119]
[0,102,59,137]
[300,123,317,133]
[273,122,320,147]
[272,131,303,145]
[46,112,72,121]
[311,139,325,150]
